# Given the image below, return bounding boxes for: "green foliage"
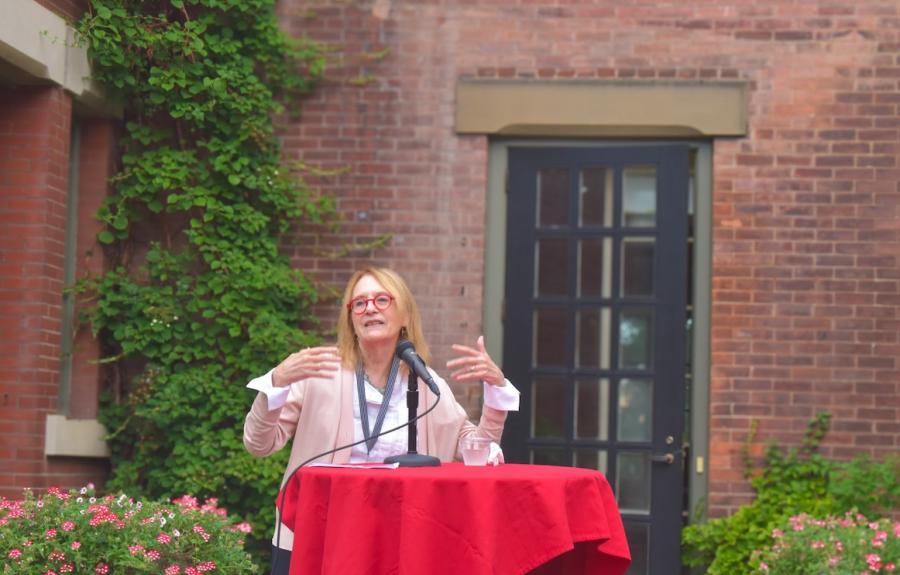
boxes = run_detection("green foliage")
[75,0,327,565]
[682,413,900,575]
[0,486,257,573]
[753,512,899,574]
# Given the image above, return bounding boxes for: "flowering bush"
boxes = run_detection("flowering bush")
[754,512,900,574]
[0,485,257,574]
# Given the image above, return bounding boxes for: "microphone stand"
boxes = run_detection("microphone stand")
[384,369,441,467]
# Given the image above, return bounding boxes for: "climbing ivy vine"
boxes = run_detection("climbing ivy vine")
[76,0,327,561]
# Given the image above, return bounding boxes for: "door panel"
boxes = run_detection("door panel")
[503,146,689,575]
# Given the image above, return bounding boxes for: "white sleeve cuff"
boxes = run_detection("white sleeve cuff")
[247,369,290,411]
[483,379,520,412]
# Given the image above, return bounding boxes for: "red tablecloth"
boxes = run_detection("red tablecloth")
[277,463,631,575]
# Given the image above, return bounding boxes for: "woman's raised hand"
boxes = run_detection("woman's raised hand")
[446,335,506,387]
[272,346,341,387]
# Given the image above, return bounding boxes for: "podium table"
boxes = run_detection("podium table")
[277,463,631,575]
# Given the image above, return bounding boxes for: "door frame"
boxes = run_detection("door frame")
[482,138,712,520]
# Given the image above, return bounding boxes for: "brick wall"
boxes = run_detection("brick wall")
[278,0,900,518]
[0,86,108,498]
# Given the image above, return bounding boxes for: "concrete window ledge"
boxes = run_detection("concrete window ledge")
[44,414,110,458]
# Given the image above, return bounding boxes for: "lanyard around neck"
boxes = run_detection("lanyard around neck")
[355,357,401,452]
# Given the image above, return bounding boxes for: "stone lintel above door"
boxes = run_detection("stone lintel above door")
[455,79,747,138]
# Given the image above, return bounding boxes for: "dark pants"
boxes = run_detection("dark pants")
[270,545,292,575]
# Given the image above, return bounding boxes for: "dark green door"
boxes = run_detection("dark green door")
[502,146,690,575]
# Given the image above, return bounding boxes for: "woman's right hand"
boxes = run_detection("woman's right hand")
[272,346,341,387]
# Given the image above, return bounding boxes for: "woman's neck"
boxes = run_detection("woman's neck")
[359,340,394,388]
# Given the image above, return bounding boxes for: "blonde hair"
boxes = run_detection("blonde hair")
[336,267,430,369]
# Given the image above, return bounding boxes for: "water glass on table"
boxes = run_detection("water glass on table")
[459,437,491,466]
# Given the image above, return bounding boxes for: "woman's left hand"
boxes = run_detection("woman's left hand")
[446,335,506,387]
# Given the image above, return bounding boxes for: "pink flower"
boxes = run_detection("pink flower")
[771,528,783,538]
[198,561,217,572]
[811,540,825,549]
[44,571,57,575]
[45,528,57,539]
[185,568,200,575]
[8,549,22,559]
[868,554,882,572]
[157,532,172,544]
[70,541,81,550]
[129,544,144,555]
[759,562,769,572]
[61,521,75,531]
[60,565,74,574]
[95,563,109,575]
[829,556,840,567]
[173,495,198,509]
[165,567,182,575]
[234,522,252,533]
[23,540,32,547]
[885,564,896,572]
[145,549,161,561]
[47,487,69,500]
[49,550,66,561]
[193,524,211,542]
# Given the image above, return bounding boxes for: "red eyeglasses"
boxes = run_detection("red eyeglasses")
[347,293,394,315]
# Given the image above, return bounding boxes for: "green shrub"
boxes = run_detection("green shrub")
[754,512,899,574]
[0,485,257,574]
[682,413,900,574]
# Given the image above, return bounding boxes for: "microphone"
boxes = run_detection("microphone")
[395,339,441,396]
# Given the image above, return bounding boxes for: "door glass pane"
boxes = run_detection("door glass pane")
[531,448,571,466]
[624,523,649,575]
[533,307,567,367]
[622,166,656,227]
[579,167,613,227]
[537,168,569,227]
[576,308,611,369]
[622,238,655,296]
[616,451,651,514]
[535,238,568,296]
[575,449,608,474]
[619,309,654,370]
[532,377,566,439]
[575,378,609,440]
[578,238,613,298]
[618,378,652,442]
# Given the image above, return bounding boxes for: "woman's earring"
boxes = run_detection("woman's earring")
[400,326,408,339]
